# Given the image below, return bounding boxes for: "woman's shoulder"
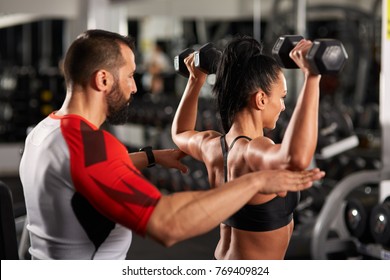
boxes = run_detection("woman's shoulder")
[250,135,275,147]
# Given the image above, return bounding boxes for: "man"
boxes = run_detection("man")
[19,29,325,260]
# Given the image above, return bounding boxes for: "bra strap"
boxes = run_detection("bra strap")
[220,135,252,183]
[220,135,228,183]
[229,135,252,150]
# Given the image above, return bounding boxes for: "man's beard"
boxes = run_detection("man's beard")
[106,81,132,125]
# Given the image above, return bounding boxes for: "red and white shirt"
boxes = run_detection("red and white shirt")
[19,113,161,259]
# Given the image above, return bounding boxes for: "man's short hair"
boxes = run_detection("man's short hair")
[63,29,135,87]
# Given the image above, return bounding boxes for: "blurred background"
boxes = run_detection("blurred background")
[0,0,389,260]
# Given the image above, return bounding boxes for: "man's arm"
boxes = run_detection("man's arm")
[146,168,325,247]
[130,149,188,173]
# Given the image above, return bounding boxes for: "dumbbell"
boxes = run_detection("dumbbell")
[370,196,390,247]
[174,48,194,78]
[174,43,222,77]
[194,43,222,75]
[344,187,378,243]
[272,35,348,75]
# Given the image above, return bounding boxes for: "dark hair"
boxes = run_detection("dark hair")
[213,35,282,133]
[63,29,135,87]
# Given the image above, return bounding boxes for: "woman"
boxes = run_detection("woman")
[171,35,322,259]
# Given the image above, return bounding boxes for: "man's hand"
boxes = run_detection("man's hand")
[255,168,325,196]
[154,149,189,173]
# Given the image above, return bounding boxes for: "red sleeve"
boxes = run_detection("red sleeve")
[61,116,161,236]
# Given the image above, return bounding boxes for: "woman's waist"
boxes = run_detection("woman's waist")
[218,222,294,259]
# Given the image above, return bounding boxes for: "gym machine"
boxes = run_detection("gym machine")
[311,0,390,260]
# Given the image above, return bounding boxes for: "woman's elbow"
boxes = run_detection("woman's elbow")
[170,130,185,146]
[171,127,179,142]
[289,154,313,170]
[171,134,179,146]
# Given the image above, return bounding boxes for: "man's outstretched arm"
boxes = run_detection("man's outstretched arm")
[146,168,325,247]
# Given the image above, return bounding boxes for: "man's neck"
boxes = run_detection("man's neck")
[56,89,107,128]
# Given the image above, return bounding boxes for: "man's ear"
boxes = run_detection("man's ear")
[254,90,268,110]
[93,70,113,91]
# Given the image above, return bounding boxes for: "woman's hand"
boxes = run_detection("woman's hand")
[184,53,208,83]
[289,39,320,76]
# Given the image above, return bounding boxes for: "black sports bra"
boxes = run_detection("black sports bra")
[220,135,300,232]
